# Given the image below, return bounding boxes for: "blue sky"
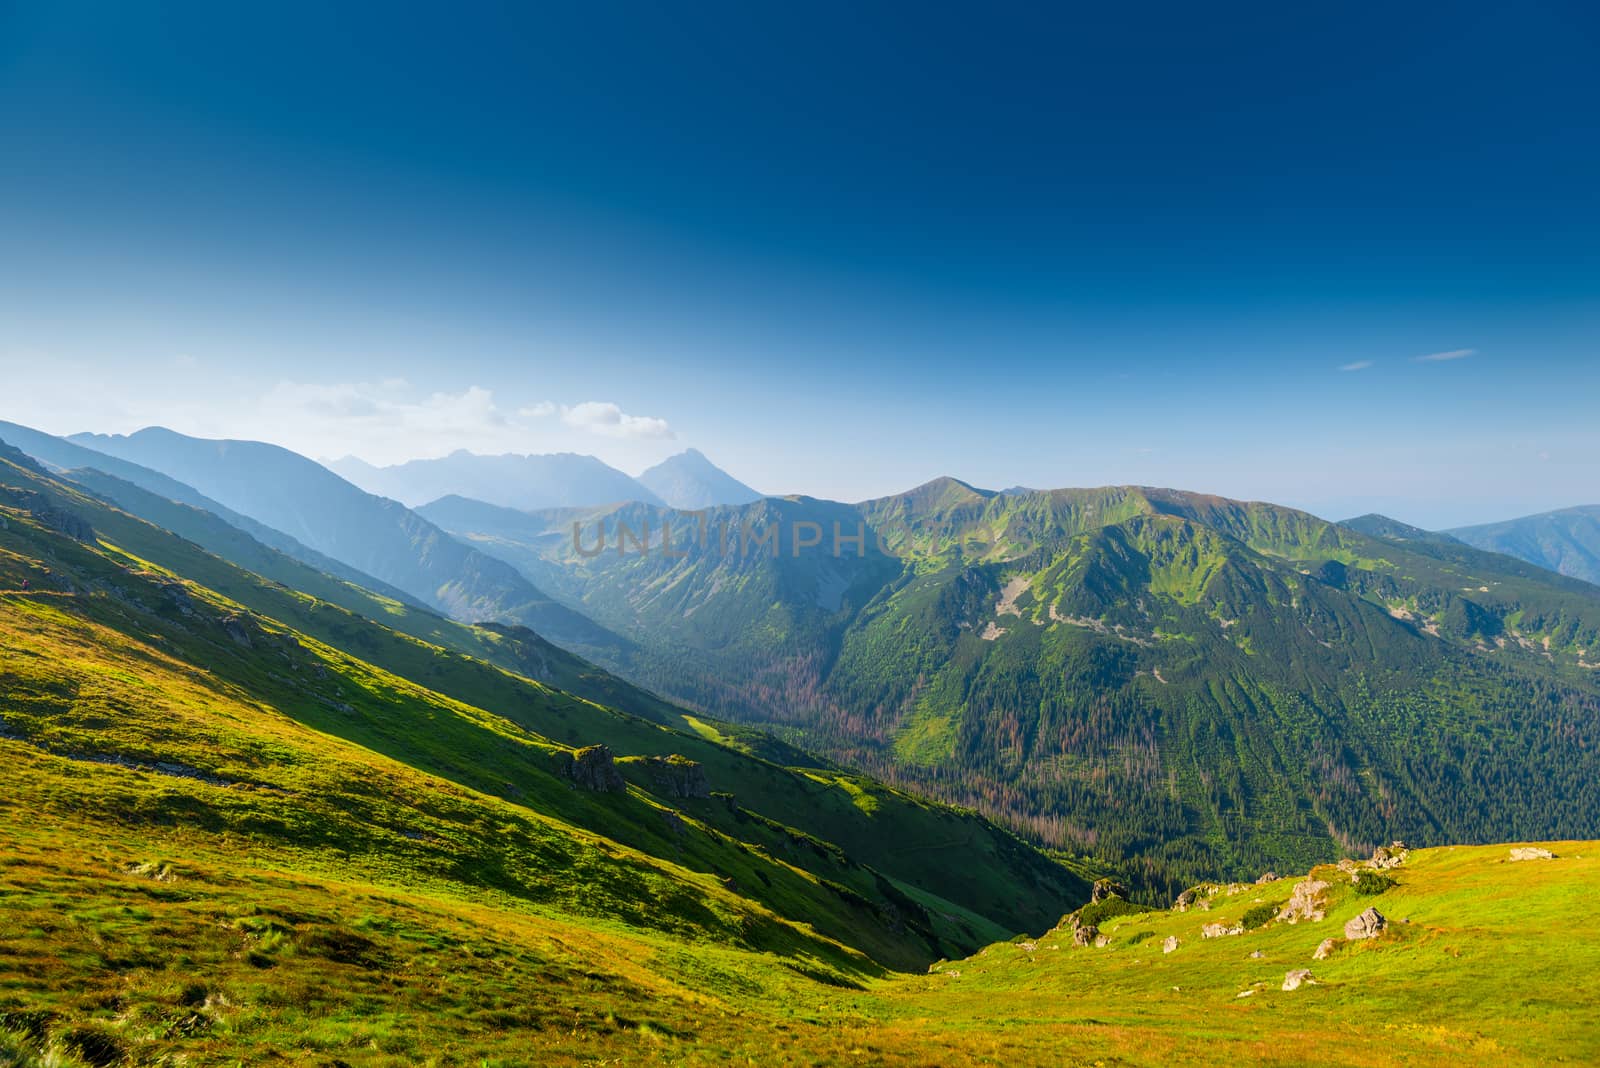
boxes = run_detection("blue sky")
[1,1,1596,527]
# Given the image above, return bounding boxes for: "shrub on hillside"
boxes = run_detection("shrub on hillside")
[1241,903,1276,930]
[1354,870,1396,895]
[1075,895,1151,928]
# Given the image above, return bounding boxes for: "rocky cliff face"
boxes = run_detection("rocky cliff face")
[554,744,626,792]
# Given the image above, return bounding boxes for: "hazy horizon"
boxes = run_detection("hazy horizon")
[3,3,1597,529]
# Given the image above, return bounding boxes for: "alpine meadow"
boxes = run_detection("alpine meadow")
[3,4,1599,1066]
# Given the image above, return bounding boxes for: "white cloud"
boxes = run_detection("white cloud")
[1339,360,1374,372]
[1414,348,1475,362]
[560,401,675,440]
[518,401,556,418]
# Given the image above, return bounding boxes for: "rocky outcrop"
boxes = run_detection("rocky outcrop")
[1313,937,1339,960]
[1161,935,1179,953]
[1202,922,1243,938]
[1282,969,1313,992]
[1072,923,1099,947]
[1277,877,1330,924]
[0,485,96,543]
[1344,906,1386,940]
[219,615,254,648]
[1255,871,1279,884]
[1509,846,1557,861]
[632,754,711,799]
[1091,877,1128,903]
[1369,842,1408,870]
[555,745,626,792]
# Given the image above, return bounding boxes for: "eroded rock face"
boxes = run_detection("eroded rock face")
[635,754,711,799]
[1091,877,1128,903]
[1282,969,1313,992]
[1344,906,1386,940]
[1073,923,1099,947]
[1277,877,1330,924]
[1174,888,1198,911]
[1509,846,1557,862]
[219,615,254,648]
[556,745,626,792]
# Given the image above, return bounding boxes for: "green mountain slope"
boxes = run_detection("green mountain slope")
[61,426,620,652]
[0,449,1088,968]
[1449,504,1600,586]
[0,420,423,607]
[428,483,1600,894]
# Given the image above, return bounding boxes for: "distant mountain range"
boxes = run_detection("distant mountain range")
[329,446,761,512]
[429,479,1600,892]
[1449,505,1600,586]
[53,426,617,651]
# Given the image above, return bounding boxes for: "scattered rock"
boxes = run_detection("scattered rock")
[1344,906,1386,940]
[1313,937,1339,960]
[554,744,626,792]
[1282,969,1314,992]
[1255,871,1279,884]
[1277,877,1330,924]
[1094,934,1111,948]
[1235,989,1256,998]
[1162,935,1179,954]
[1091,877,1129,903]
[1073,923,1099,947]
[1509,846,1557,862]
[1174,888,1199,911]
[1202,922,1243,938]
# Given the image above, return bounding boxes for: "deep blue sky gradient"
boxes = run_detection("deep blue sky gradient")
[1,1,1596,525]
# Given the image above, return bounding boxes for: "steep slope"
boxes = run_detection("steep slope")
[63,426,618,652]
[431,481,1600,893]
[331,448,665,510]
[636,448,763,508]
[1449,504,1600,586]
[0,451,1089,961]
[0,421,419,606]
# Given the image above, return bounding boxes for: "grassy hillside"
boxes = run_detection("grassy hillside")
[3,774,1593,1067]
[56,425,621,653]
[427,483,1600,894]
[0,450,1087,969]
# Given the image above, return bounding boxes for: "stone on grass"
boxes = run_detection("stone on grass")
[1344,906,1386,941]
[1282,969,1314,992]
[1509,846,1557,862]
[1162,935,1179,954]
[1313,938,1339,960]
[1277,877,1330,924]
